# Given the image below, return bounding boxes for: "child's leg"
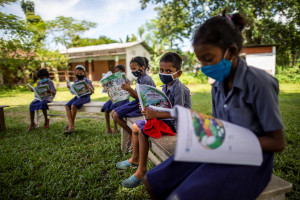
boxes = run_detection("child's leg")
[42,109,50,128]
[70,104,77,129]
[127,123,140,165]
[105,110,112,133]
[30,111,35,126]
[113,120,118,134]
[65,105,73,129]
[112,112,132,138]
[134,130,149,180]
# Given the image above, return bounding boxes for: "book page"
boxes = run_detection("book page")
[66,80,77,97]
[100,72,130,103]
[72,81,91,97]
[35,85,51,100]
[28,83,41,101]
[174,106,263,166]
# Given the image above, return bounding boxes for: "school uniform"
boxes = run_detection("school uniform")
[66,77,94,109]
[114,73,156,118]
[135,79,191,136]
[101,79,130,112]
[146,58,284,200]
[29,79,56,112]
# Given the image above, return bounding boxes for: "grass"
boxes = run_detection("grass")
[0,83,299,199]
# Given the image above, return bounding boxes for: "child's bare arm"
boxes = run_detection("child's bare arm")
[86,83,94,93]
[258,129,285,152]
[142,108,171,120]
[121,82,138,99]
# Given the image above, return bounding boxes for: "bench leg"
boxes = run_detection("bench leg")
[0,108,6,131]
[121,128,130,152]
[34,110,39,125]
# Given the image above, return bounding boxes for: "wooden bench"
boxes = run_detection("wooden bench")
[121,117,293,200]
[0,105,9,131]
[34,101,105,124]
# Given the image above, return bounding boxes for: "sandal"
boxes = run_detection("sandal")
[43,118,50,129]
[64,125,69,130]
[64,129,74,135]
[27,124,38,132]
[121,175,144,188]
[116,160,138,170]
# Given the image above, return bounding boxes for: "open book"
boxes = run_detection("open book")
[100,71,130,103]
[149,105,263,166]
[67,80,91,98]
[28,83,52,101]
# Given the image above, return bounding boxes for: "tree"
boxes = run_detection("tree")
[47,16,97,49]
[140,0,300,66]
[70,35,118,47]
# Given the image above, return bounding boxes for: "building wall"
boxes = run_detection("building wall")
[242,46,276,76]
[125,44,151,81]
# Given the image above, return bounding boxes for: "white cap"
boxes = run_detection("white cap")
[75,65,85,71]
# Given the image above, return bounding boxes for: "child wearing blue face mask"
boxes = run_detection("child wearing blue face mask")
[111,56,156,150]
[144,10,285,200]
[64,65,94,134]
[116,52,191,188]
[28,68,56,132]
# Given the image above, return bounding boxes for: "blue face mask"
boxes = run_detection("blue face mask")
[132,69,143,77]
[200,58,232,82]
[40,78,48,83]
[159,71,178,84]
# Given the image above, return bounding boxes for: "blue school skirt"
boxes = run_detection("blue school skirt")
[29,100,50,112]
[113,99,142,118]
[136,119,176,138]
[146,153,273,200]
[101,99,129,112]
[66,95,91,109]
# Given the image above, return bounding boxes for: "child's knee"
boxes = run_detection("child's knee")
[132,123,140,134]
[65,105,70,110]
[71,104,76,110]
[112,112,119,121]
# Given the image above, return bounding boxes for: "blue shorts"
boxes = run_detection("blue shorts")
[146,153,273,200]
[113,99,141,118]
[66,95,91,109]
[101,99,129,112]
[135,119,176,138]
[29,100,49,112]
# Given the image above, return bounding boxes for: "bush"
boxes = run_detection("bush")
[276,62,300,83]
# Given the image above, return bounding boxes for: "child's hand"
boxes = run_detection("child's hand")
[139,103,142,111]
[66,82,70,88]
[49,89,55,95]
[142,108,156,120]
[121,81,131,91]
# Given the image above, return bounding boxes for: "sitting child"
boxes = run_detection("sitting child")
[116,52,191,188]
[101,64,130,135]
[28,68,56,132]
[111,57,156,150]
[64,65,94,134]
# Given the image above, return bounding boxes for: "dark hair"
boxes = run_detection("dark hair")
[37,68,49,78]
[115,64,125,72]
[192,10,247,53]
[160,52,182,70]
[130,56,150,71]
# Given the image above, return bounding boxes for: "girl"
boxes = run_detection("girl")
[28,68,56,132]
[64,65,94,134]
[101,64,130,135]
[144,11,285,200]
[111,57,156,150]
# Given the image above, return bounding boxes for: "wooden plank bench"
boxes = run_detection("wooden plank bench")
[121,117,293,200]
[34,101,105,124]
[0,105,9,131]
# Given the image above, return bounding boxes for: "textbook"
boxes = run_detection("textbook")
[149,105,263,166]
[67,80,91,98]
[28,83,51,101]
[100,71,130,103]
[136,84,172,121]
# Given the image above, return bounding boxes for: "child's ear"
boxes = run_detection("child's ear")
[226,43,239,60]
[177,70,183,78]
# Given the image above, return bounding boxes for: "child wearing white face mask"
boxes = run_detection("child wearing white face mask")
[115,52,191,188]
[28,68,56,132]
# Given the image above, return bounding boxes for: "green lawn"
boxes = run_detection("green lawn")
[0,83,299,199]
